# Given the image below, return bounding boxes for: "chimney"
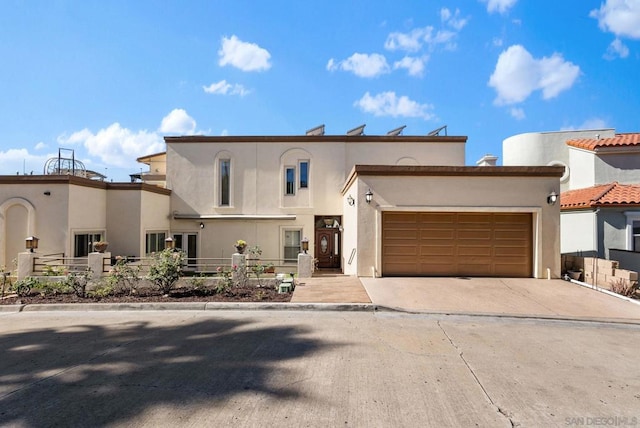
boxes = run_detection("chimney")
[476,154,498,167]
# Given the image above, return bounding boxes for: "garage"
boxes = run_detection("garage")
[382,211,533,277]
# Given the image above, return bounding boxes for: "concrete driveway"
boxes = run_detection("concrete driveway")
[360,277,640,322]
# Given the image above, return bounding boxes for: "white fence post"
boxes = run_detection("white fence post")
[232,253,247,283]
[88,252,111,277]
[17,251,36,280]
[297,253,313,278]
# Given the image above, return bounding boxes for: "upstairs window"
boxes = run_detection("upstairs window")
[285,167,295,195]
[220,159,230,206]
[299,161,309,188]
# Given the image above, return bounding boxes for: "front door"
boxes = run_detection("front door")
[315,228,340,269]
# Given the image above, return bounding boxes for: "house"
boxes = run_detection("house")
[503,130,640,271]
[1,127,563,278]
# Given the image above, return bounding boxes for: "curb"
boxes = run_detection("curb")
[2,302,377,313]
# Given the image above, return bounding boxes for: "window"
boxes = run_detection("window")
[220,159,230,206]
[285,167,295,195]
[74,233,102,257]
[634,221,640,252]
[146,232,166,255]
[283,229,301,261]
[299,161,309,188]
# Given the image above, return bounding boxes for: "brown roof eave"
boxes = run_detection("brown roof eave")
[164,135,468,144]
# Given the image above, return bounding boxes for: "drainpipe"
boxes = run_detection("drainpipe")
[593,208,600,286]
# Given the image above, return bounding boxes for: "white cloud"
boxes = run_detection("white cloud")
[441,8,469,31]
[326,53,390,78]
[590,0,640,39]
[203,80,250,96]
[0,148,49,175]
[159,109,197,134]
[354,91,435,120]
[35,142,47,150]
[561,118,609,131]
[385,27,431,52]
[510,107,525,120]
[58,124,164,168]
[218,35,272,72]
[488,45,580,105]
[393,56,427,77]
[481,0,518,15]
[605,38,630,59]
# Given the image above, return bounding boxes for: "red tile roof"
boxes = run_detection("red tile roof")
[566,133,640,151]
[561,182,640,209]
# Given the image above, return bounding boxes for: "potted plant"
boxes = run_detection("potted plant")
[93,241,109,253]
[234,239,247,254]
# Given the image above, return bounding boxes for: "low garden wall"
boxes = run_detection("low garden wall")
[561,254,638,291]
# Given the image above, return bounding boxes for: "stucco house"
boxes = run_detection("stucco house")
[1,127,563,278]
[503,130,640,271]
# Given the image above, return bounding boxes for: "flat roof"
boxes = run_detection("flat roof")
[164,135,467,144]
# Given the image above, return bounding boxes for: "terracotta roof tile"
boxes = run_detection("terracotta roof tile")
[566,133,640,151]
[561,182,640,209]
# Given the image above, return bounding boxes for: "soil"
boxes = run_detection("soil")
[0,285,292,305]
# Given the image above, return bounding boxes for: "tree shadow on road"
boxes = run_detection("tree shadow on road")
[0,315,326,426]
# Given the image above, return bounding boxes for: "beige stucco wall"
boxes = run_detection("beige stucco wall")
[560,210,596,255]
[344,174,561,278]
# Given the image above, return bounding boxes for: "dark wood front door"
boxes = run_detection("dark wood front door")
[315,229,340,269]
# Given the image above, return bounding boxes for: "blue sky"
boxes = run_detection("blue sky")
[1,0,639,181]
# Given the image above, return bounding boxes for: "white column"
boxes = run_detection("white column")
[232,253,247,283]
[17,252,36,280]
[297,253,313,278]
[88,252,111,277]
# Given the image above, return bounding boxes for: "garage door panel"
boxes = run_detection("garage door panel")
[383,212,532,277]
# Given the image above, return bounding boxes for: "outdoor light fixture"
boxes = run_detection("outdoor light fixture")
[301,237,309,254]
[164,237,175,249]
[365,189,373,204]
[347,195,355,206]
[200,222,205,229]
[25,236,39,253]
[547,191,558,205]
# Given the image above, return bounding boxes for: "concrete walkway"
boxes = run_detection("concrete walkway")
[293,275,640,323]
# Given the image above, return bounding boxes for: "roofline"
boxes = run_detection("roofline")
[0,175,171,195]
[164,135,468,144]
[136,151,167,163]
[341,165,564,194]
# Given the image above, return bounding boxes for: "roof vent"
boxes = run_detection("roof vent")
[346,124,366,136]
[306,124,325,136]
[387,125,406,136]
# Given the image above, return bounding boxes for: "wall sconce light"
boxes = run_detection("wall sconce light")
[164,237,175,249]
[43,191,51,196]
[301,237,309,254]
[547,191,558,205]
[347,195,355,206]
[200,222,205,229]
[365,189,373,204]
[25,236,39,253]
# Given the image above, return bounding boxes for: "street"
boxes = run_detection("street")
[1,310,639,427]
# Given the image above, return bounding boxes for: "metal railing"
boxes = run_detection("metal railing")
[33,254,89,275]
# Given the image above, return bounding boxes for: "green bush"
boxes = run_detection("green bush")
[108,256,141,295]
[12,276,41,297]
[148,249,185,294]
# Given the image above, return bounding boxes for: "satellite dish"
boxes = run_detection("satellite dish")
[346,124,366,136]
[387,125,406,136]
[306,124,325,136]
[427,125,447,136]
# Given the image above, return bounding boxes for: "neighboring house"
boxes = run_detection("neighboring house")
[503,130,640,271]
[1,127,564,278]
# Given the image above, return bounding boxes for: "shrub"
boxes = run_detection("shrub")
[12,276,41,297]
[108,256,141,295]
[64,269,92,298]
[148,249,185,295]
[215,266,233,294]
[89,283,113,298]
[609,278,639,298]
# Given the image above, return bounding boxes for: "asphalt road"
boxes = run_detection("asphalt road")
[1,310,639,427]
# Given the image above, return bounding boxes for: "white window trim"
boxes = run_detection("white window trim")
[624,211,640,251]
[281,227,303,263]
[285,165,296,196]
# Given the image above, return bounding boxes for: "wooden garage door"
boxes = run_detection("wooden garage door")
[382,212,532,277]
